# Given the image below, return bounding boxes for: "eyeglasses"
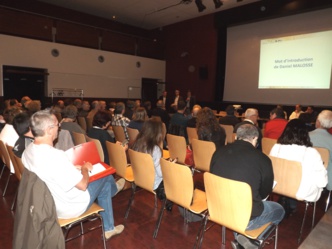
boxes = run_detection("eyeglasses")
[49,122,61,128]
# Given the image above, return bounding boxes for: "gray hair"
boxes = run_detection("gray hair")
[236,124,259,141]
[30,110,55,137]
[244,108,258,118]
[317,110,332,129]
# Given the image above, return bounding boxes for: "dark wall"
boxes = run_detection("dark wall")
[0,2,164,59]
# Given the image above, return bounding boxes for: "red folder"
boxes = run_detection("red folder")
[65,141,116,182]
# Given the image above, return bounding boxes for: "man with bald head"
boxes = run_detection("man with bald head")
[234,108,262,150]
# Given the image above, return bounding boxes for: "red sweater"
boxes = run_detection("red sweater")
[264,118,288,139]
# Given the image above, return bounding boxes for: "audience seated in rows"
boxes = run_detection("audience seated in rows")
[264,107,288,139]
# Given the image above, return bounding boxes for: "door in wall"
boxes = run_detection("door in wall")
[3,65,48,107]
[141,78,159,109]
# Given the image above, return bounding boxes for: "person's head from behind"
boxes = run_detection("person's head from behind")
[62,105,78,120]
[132,107,147,122]
[82,101,90,111]
[3,107,21,124]
[196,107,219,129]
[91,100,100,110]
[143,101,151,111]
[126,100,135,110]
[244,108,259,124]
[73,99,82,109]
[225,105,235,116]
[26,100,41,115]
[133,118,163,154]
[277,119,312,147]
[162,91,167,97]
[115,102,125,115]
[30,110,59,141]
[236,124,259,147]
[92,110,112,129]
[192,105,202,117]
[99,100,106,111]
[270,107,284,120]
[177,100,186,112]
[21,96,31,108]
[13,112,31,136]
[316,110,332,129]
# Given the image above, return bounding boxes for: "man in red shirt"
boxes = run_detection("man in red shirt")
[264,108,288,139]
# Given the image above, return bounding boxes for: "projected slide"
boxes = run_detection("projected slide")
[258,30,332,89]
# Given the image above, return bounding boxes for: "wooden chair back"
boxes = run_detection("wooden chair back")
[112,125,126,143]
[127,127,139,143]
[86,117,93,131]
[191,139,216,172]
[314,147,330,169]
[0,140,11,172]
[166,134,187,164]
[6,145,22,180]
[262,137,277,155]
[269,155,302,199]
[220,124,234,144]
[85,135,104,162]
[77,117,87,132]
[186,127,198,145]
[106,141,129,179]
[160,158,194,209]
[204,172,252,235]
[72,131,86,146]
[128,149,155,194]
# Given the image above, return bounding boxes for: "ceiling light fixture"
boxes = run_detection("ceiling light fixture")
[213,0,223,9]
[195,0,206,12]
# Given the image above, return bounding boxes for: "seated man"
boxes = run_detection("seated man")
[264,107,288,139]
[12,112,34,158]
[22,110,124,240]
[219,105,240,128]
[168,100,190,139]
[309,110,332,192]
[210,124,284,249]
[112,102,131,141]
[234,108,263,151]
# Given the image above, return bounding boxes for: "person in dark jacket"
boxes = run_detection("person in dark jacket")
[210,124,284,249]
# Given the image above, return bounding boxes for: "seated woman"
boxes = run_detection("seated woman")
[60,105,86,143]
[270,119,327,214]
[128,107,147,131]
[196,107,226,149]
[87,110,115,165]
[131,118,172,210]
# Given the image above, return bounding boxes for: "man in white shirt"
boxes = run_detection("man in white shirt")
[289,104,304,120]
[22,110,124,240]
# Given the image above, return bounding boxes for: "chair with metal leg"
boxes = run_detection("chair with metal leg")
[154,158,207,238]
[126,149,157,219]
[196,172,278,249]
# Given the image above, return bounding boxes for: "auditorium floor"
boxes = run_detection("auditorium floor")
[1,168,328,249]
